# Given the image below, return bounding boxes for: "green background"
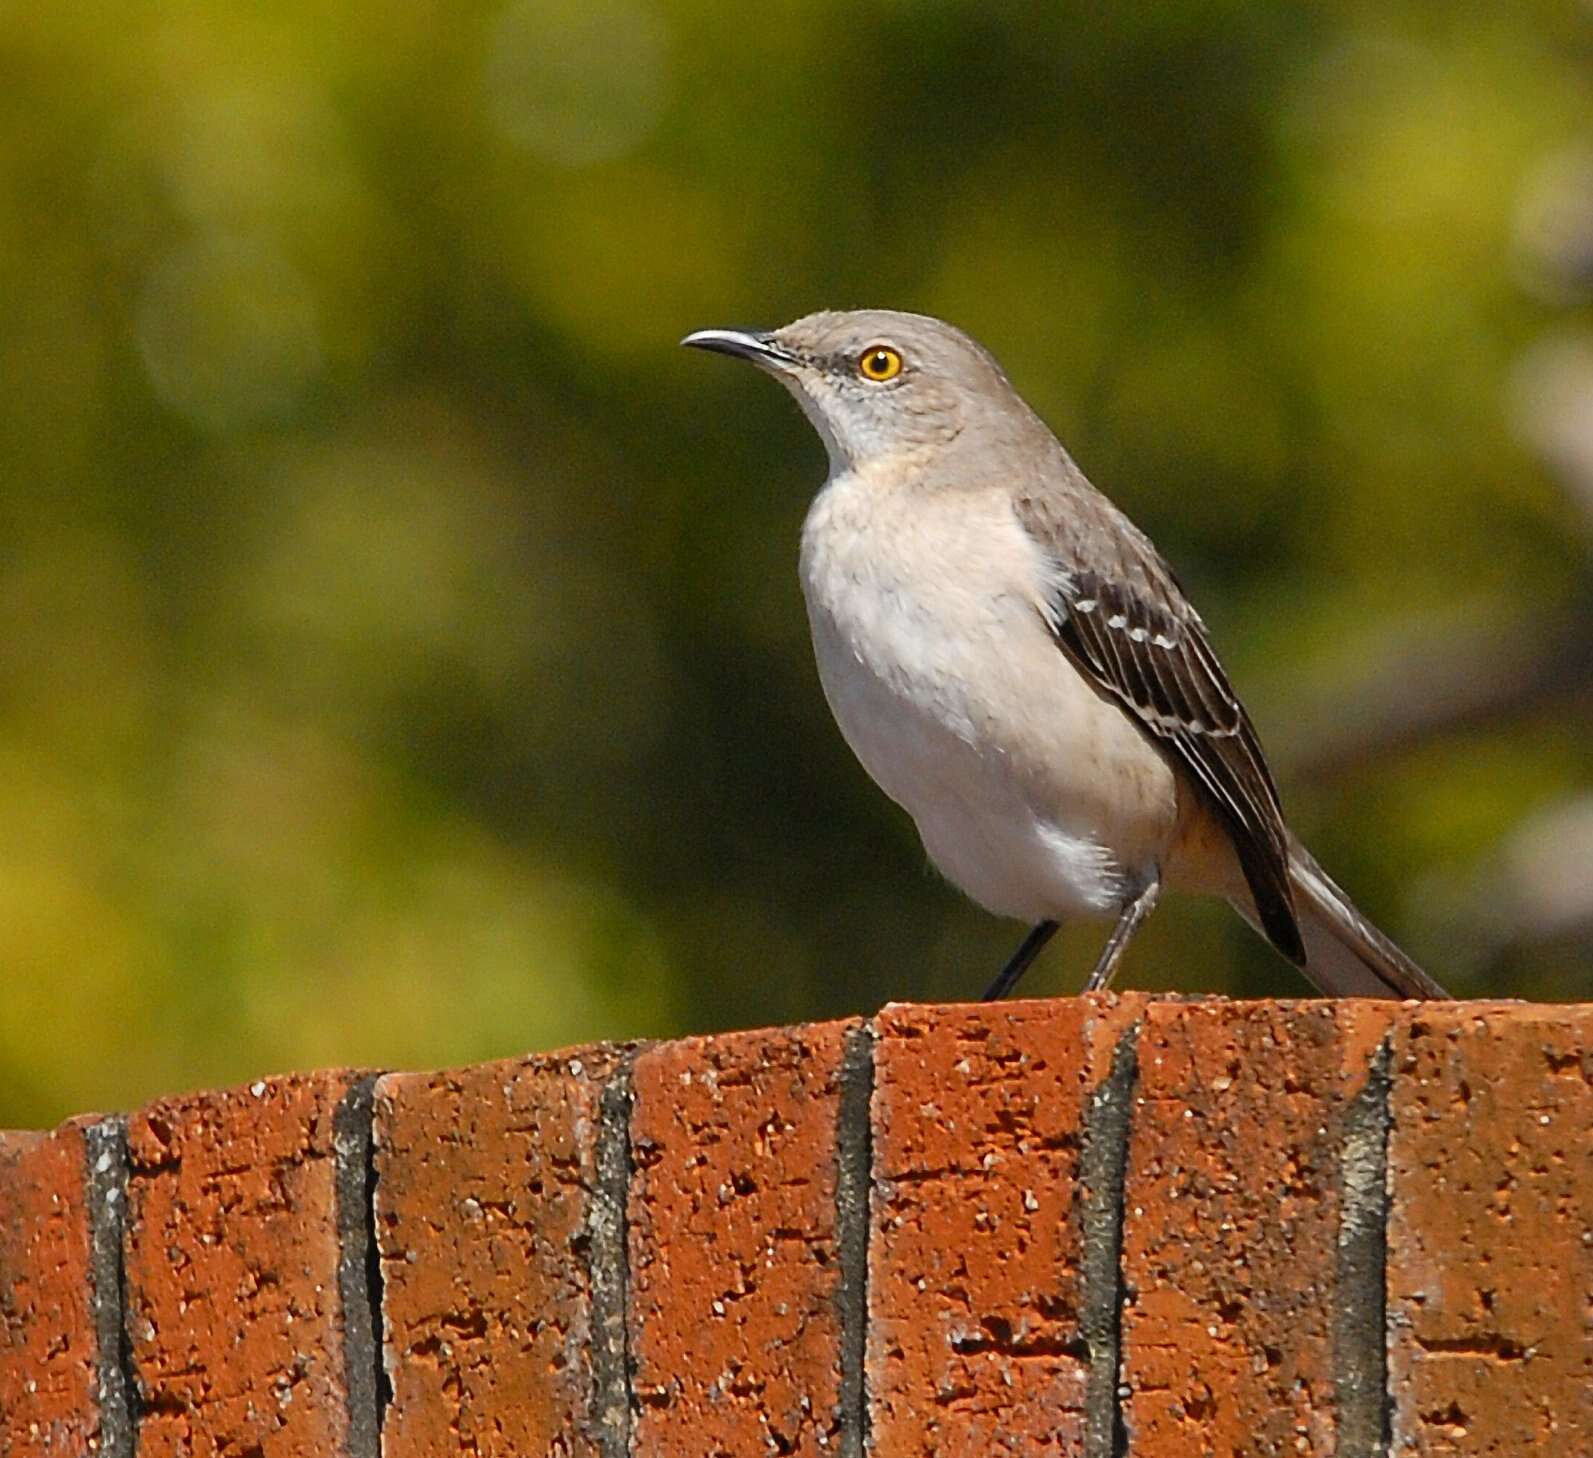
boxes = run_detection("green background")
[3,2,1589,1127]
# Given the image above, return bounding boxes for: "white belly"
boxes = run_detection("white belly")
[799,467,1180,924]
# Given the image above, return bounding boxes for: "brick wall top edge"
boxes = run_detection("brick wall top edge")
[127,1063,375,1118]
[14,997,1593,1137]
[892,993,1549,1014]
[0,1127,45,1147]
[372,1037,645,1098]
[634,1014,863,1062]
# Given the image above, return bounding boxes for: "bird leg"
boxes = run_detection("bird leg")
[981,919,1060,1002]
[1083,874,1162,992]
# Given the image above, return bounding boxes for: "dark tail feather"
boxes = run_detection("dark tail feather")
[1234,832,1307,967]
[1286,835,1449,1000]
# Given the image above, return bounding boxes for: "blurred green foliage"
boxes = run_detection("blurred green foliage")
[1,1,1588,1127]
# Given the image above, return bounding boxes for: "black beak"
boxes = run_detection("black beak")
[681,328,800,370]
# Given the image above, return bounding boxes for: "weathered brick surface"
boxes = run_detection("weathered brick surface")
[0,1127,93,1453]
[0,1118,128,1458]
[867,994,1144,1455]
[7,995,1593,1458]
[373,1045,629,1458]
[1119,999,1395,1456]
[627,1019,862,1457]
[124,1070,374,1458]
[1387,1003,1593,1456]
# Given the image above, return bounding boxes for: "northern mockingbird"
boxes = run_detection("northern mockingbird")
[684,309,1449,1001]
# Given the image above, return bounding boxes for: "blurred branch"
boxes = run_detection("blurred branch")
[1278,598,1593,784]
[1483,794,1593,947]
[1415,794,1593,974]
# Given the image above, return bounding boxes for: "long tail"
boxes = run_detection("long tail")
[1283,834,1449,999]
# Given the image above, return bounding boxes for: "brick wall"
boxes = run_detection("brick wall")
[1,996,1588,1456]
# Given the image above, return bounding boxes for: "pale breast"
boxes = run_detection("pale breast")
[798,465,1183,922]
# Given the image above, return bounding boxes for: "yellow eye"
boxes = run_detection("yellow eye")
[857,344,903,382]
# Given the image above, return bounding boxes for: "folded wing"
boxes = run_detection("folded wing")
[1016,491,1306,965]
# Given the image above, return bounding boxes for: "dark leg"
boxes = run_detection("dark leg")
[1083,874,1162,993]
[981,920,1060,1002]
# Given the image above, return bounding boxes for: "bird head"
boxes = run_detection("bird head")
[683,309,1036,474]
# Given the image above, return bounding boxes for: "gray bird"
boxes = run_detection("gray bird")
[684,309,1448,1001]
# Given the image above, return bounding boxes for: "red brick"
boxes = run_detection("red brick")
[867,994,1144,1455]
[124,1070,374,1458]
[0,1118,128,1457]
[1,1127,94,1453]
[373,1045,629,1457]
[1119,999,1395,1456]
[1387,1003,1593,1456]
[627,1019,862,1456]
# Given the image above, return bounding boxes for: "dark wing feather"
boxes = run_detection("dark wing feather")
[1017,492,1306,965]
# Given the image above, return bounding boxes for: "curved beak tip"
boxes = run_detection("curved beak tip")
[680,327,794,369]
[681,327,758,351]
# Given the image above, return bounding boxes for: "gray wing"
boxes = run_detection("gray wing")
[1015,489,1306,965]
